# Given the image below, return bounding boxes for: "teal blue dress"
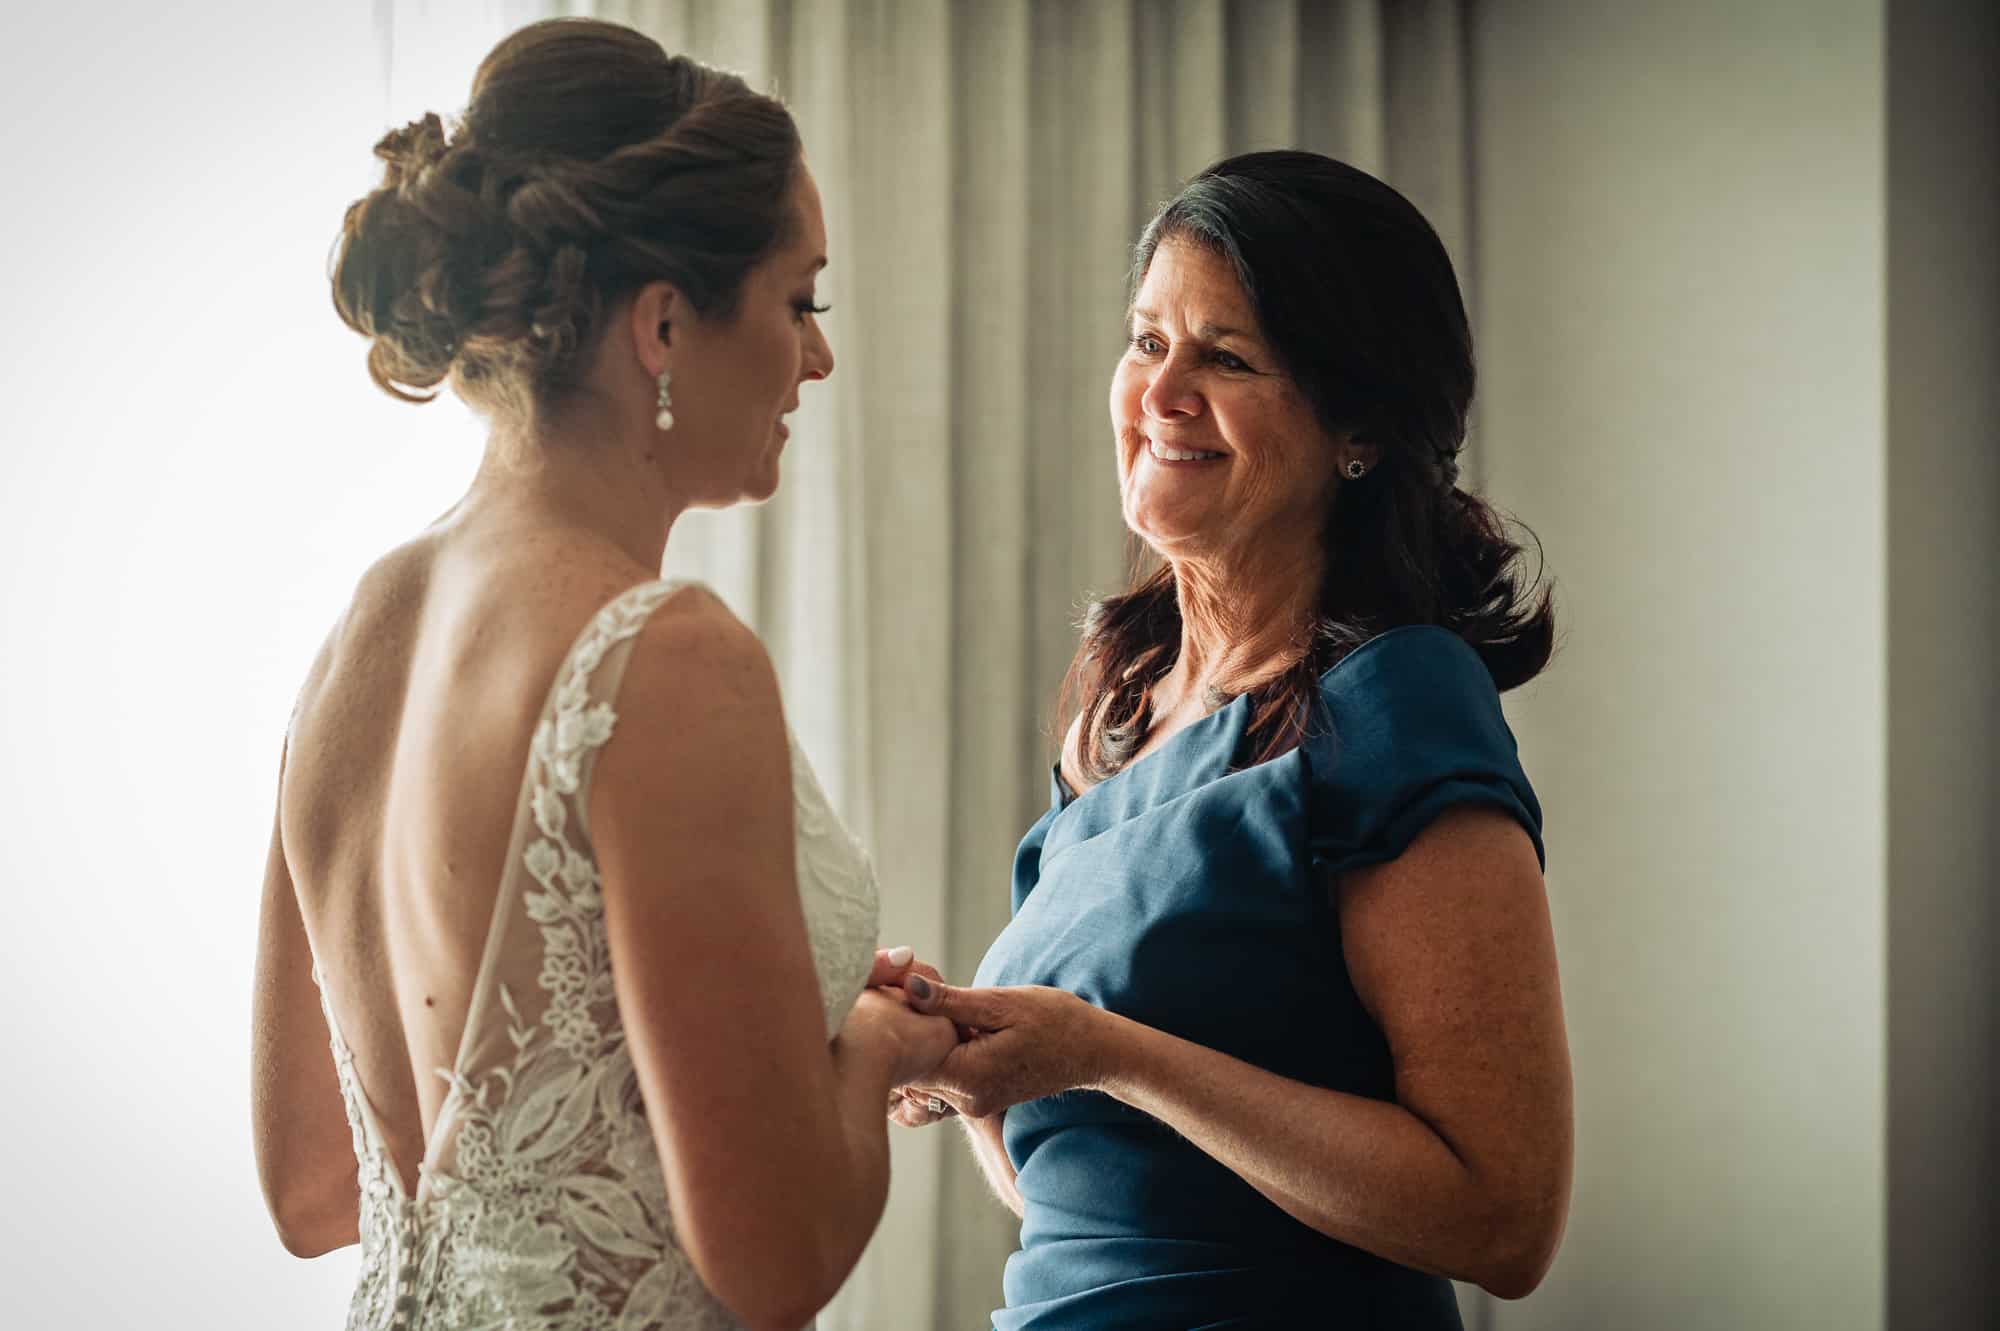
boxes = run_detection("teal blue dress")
[972,626,1544,1330]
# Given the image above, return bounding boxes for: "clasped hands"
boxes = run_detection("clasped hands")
[865,947,1103,1127]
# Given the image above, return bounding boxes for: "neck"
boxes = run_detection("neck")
[1161,541,1325,710]
[461,393,687,572]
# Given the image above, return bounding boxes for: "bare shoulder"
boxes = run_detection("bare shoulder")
[589,581,788,817]
[349,533,438,610]
[305,532,442,659]
[588,582,794,918]
[614,581,780,723]
[286,537,439,733]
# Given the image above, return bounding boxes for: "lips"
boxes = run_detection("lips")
[1146,436,1226,462]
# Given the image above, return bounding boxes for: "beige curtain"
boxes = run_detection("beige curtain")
[489,0,1479,1323]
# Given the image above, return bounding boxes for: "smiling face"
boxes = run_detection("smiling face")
[1111,238,1344,568]
[664,164,834,506]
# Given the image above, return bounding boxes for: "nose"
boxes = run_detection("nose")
[1139,355,1199,421]
[802,316,834,383]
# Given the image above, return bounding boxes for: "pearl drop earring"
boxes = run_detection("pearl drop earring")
[655,369,674,431]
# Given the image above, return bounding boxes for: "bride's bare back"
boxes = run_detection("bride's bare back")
[280,516,652,1196]
[251,480,957,1328]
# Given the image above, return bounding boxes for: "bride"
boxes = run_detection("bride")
[249,19,956,1330]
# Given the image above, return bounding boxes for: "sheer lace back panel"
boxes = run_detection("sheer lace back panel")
[309,579,881,1331]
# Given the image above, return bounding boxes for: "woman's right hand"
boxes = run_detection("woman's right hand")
[840,987,959,1089]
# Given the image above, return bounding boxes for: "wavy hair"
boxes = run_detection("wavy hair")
[1065,151,1556,782]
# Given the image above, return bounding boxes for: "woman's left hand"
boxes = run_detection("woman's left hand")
[895,977,1109,1120]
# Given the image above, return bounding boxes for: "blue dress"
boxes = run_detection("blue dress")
[972,626,1545,1330]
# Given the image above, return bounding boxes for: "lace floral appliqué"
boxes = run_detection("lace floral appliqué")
[314,581,878,1330]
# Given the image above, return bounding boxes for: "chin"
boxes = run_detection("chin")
[742,463,781,505]
[1123,499,1212,554]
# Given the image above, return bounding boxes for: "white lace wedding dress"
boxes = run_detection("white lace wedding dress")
[309,580,880,1330]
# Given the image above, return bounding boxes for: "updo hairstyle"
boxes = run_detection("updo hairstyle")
[331,19,801,413]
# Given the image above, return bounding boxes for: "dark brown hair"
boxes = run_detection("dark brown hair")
[331,19,801,411]
[1066,151,1556,782]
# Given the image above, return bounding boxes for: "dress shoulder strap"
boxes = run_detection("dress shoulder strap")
[412,576,697,1202]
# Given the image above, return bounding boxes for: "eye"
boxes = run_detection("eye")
[1211,349,1251,371]
[794,298,830,322]
[1129,331,1166,356]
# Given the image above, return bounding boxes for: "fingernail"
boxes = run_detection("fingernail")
[885,945,914,967]
[906,974,934,1001]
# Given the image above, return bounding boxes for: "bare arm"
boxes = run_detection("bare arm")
[908,806,1572,1298]
[896,1080,1021,1218]
[250,740,361,1258]
[957,1111,1022,1218]
[593,590,955,1331]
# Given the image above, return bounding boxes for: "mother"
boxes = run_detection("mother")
[894,151,1572,1327]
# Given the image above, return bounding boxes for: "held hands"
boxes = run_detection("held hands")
[841,948,958,1089]
[861,950,971,1126]
[869,961,1106,1125]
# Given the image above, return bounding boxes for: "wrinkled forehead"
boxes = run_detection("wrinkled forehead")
[1130,236,1260,331]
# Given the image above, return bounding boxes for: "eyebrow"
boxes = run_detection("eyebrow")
[1129,306,1255,342]
[804,255,828,274]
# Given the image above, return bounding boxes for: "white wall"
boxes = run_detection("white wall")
[1471,2,1891,1326]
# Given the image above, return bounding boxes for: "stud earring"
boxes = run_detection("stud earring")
[1344,458,1367,480]
[654,369,674,431]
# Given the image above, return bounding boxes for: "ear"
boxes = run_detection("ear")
[626,281,686,377]
[1340,433,1383,477]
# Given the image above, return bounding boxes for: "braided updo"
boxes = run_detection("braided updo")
[331,19,802,411]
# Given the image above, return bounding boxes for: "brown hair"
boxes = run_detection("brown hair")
[331,19,801,412]
[1065,151,1556,782]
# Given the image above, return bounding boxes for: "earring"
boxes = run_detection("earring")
[1344,458,1367,480]
[654,369,674,431]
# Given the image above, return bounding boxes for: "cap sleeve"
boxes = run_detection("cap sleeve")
[1302,626,1545,874]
